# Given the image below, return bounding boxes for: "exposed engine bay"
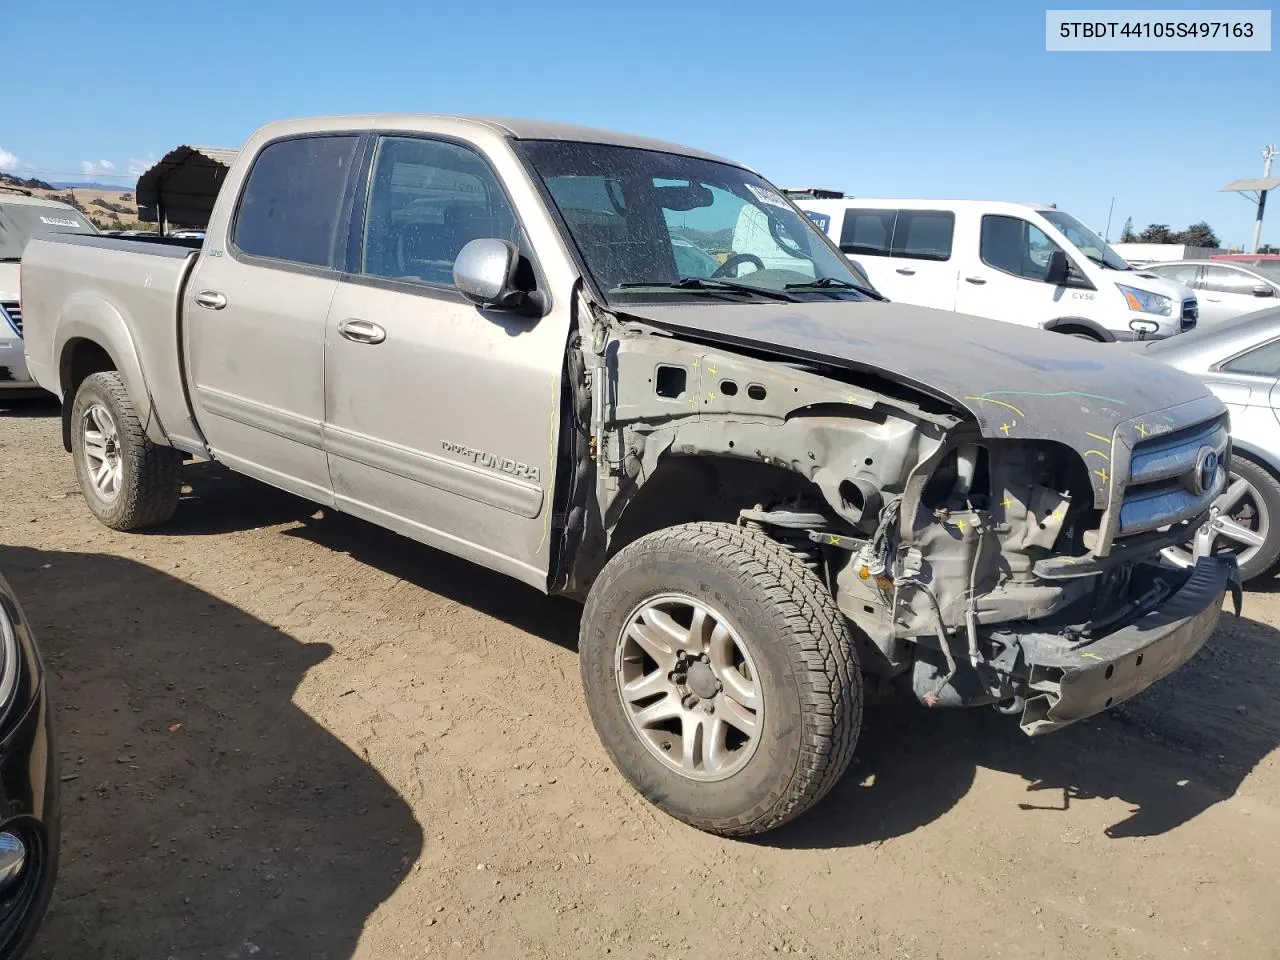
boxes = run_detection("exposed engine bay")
[565,300,1241,734]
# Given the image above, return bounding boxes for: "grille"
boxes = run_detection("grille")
[0,302,20,337]
[1180,299,1197,331]
[1117,416,1227,537]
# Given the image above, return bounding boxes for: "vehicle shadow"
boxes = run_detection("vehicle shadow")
[2,545,423,960]
[142,462,1280,849]
[0,395,60,416]
[768,607,1280,849]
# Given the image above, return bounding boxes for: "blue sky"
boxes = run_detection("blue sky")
[3,0,1276,246]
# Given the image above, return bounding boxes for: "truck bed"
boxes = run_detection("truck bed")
[21,233,204,451]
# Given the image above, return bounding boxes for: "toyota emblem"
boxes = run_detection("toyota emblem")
[1191,446,1221,496]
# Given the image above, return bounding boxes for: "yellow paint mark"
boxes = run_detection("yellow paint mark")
[1080,652,1104,661]
[846,395,858,405]
[707,393,716,403]
[692,358,701,368]
[708,365,717,376]
[1084,449,1109,461]
[964,396,1026,418]
[1136,422,1149,438]
[1094,467,1109,485]
[1086,432,1112,446]
[954,519,967,533]
[1000,421,1013,436]
[1001,496,1014,510]
[827,534,841,546]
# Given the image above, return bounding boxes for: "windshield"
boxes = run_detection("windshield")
[0,200,97,260]
[516,141,869,304]
[1040,210,1131,271]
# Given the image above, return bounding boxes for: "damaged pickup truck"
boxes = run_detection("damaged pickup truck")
[20,116,1241,836]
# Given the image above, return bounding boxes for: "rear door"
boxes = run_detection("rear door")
[185,133,362,504]
[322,133,561,588]
[836,207,957,309]
[1198,265,1272,323]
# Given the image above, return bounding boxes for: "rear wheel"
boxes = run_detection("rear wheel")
[579,522,861,836]
[1163,455,1280,581]
[70,371,181,531]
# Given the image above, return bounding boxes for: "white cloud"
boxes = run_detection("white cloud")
[0,147,17,171]
[80,159,117,177]
[127,153,158,176]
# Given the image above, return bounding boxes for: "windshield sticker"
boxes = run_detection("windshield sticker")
[803,210,831,232]
[746,183,791,209]
[39,215,83,228]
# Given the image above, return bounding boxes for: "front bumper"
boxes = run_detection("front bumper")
[0,338,37,392]
[1019,556,1239,735]
[0,681,59,958]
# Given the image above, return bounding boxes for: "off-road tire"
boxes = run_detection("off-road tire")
[70,371,181,530]
[579,521,861,836]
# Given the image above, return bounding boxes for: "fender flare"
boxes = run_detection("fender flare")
[1041,316,1116,342]
[1228,437,1280,479]
[54,292,167,446]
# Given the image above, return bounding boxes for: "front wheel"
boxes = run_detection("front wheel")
[69,371,182,531]
[579,522,861,836]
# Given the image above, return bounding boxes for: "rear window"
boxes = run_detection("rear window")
[839,207,953,260]
[891,210,954,261]
[0,201,97,260]
[839,209,895,256]
[232,135,360,268]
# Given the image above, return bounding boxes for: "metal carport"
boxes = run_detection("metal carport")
[135,145,239,228]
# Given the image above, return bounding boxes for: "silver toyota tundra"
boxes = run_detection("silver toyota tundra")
[19,115,1240,836]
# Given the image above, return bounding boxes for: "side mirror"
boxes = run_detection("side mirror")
[1253,283,1275,298]
[1045,249,1071,286]
[453,238,526,309]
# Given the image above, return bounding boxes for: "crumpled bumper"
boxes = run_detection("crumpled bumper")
[1020,556,1241,735]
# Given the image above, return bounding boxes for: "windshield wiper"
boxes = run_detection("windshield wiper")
[615,277,800,302]
[784,277,885,300]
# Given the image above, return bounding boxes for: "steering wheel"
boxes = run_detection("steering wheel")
[711,253,765,279]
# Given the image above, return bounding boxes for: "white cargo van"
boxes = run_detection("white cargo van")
[795,197,1198,341]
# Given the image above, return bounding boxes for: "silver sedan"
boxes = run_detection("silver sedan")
[1131,306,1280,580]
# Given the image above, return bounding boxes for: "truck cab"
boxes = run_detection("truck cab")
[797,196,1199,341]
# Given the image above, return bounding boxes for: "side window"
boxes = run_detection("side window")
[1151,263,1199,287]
[839,208,896,257]
[1201,265,1260,295]
[980,214,1063,282]
[891,210,954,261]
[233,135,360,268]
[361,136,517,287]
[1222,339,1280,377]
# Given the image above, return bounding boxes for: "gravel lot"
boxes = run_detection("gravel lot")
[3,398,1278,960]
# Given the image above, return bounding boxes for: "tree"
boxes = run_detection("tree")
[1175,221,1221,249]
[1120,217,1137,242]
[1138,223,1175,243]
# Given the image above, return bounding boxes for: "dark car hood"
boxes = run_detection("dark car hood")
[620,299,1220,497]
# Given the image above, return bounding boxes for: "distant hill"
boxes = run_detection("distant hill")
[49,180,139,190]
[0,171,55,191]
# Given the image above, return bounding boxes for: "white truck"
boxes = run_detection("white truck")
[0,191,98,395]
[794,195,1199,342]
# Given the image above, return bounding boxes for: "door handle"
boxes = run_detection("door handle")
[194,290,227,310]
[1205,297,1222,302]
[964,276,987,285]
[338,318,386,345]
[895,267,916,276]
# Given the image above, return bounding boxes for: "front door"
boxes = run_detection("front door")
[322,134,566,588]
[1198,264,1272,324]
[185,133,361,504]
[954,213,1085,329]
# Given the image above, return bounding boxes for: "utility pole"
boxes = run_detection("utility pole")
[1222,145,1278,255]
[1254,145,1276,254]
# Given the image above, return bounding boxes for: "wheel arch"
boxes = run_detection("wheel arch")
[53,294,162,451]
[1042,316,1115,342]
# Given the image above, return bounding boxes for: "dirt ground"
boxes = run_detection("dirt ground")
[2,399,1278,960]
